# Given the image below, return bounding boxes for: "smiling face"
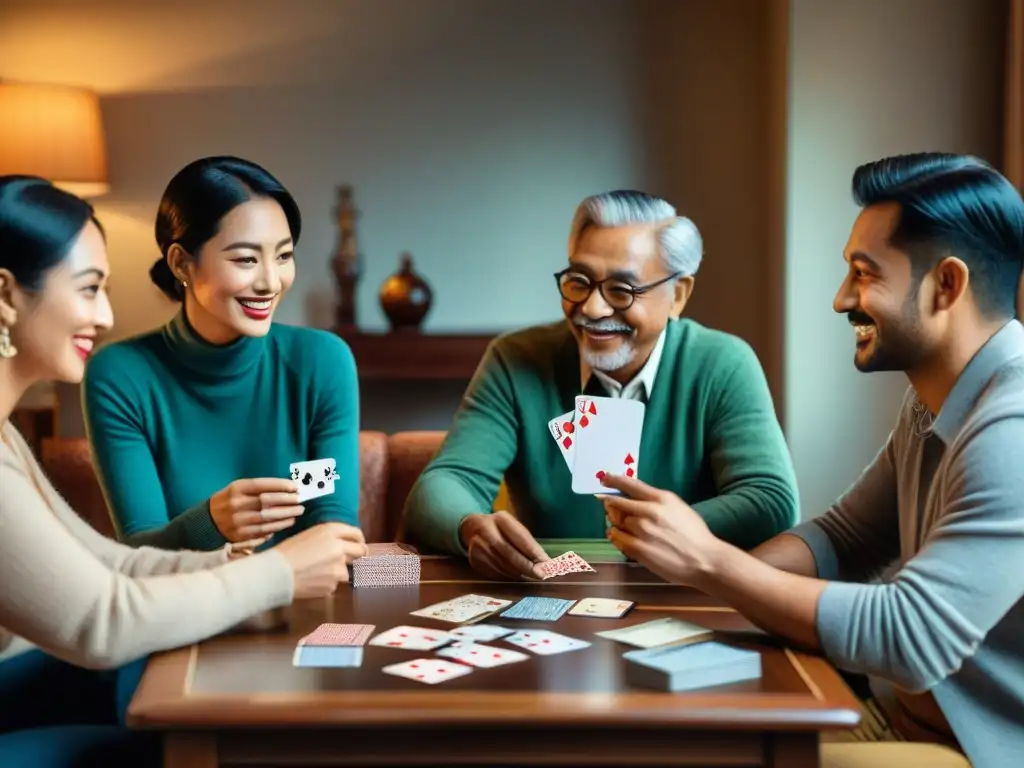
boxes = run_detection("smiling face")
[562,223,690,381]
[170,197,295,345]
[2,220,113,384]
[833,202,935,373]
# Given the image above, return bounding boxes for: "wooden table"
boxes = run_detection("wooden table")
[128,558,861,767]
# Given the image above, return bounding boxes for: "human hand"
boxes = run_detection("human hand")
[598,474,721,586]
[458,510,550,580]
[273,522,367,599]
[209,477,304,543]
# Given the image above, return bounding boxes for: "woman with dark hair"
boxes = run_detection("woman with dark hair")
[0,175,366,765]
[82,156,363,553]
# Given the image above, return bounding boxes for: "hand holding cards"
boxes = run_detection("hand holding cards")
[290,458,340,502]
[209,476,306,545]
[548,396,644,494]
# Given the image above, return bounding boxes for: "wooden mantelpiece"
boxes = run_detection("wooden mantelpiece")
[335,329,498,381]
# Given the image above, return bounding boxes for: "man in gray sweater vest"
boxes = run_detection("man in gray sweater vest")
[599,152,1024,768]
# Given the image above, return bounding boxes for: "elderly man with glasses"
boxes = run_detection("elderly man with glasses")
[402,190,798,580]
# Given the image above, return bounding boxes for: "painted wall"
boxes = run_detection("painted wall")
[784,0,1006,517]
[1,0,777,436]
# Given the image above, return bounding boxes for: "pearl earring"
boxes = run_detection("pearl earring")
[0,325,17,359]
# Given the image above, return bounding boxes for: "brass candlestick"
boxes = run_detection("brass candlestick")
[330,184,363,332]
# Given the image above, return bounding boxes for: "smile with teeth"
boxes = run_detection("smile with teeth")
[238,299,273,310]
[854,325,875,340]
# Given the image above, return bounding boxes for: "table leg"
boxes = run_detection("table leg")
[164,732,218,768]
[768,733,819,767]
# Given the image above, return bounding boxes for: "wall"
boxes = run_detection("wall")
[784,0,1006,517]
[0,0,777,437]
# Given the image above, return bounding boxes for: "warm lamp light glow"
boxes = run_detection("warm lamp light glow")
[0,81,109,198]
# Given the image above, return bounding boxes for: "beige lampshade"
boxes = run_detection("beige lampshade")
[0,82,109,198]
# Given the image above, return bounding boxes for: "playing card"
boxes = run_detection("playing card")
[436,641,529,668]
[292,646,363,668]
[571,396,645,495]
[547,410,576,470]
[568,597,634,618]
[298,623,374,646]
[411,594,513,624]
[503,629,590,655]
[448,624,515,642]
[594,617,713,649]
[290,458,339,502]
[536,551,596,579]
[382,658,474,684]
[368,625,454,651]
[500,596,576,621]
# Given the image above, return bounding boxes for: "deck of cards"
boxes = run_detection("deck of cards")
[623,641,762,692]
[290,457,340,502]
[352,543,421,588]
[292,622,374,667]
[547,396,645,494]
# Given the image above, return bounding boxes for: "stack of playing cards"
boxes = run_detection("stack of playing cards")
[290,457,340,501]
[292,622,374,667]
[352,543,421,588]
[623,641,763,692]
[547,396,645,494]
[410,594,513,624]
[595,617,714,649]
[535,551,596,579]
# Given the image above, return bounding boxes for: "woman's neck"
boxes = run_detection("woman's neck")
[0,360,34,425]
[183,299,241,347]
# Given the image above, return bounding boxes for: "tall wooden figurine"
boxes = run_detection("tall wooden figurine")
[331,184,362,332]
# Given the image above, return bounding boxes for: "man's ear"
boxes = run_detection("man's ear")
[670,276,695,318]
[165,244,194,285]
[0,268,20,327]
[931,256,970,313]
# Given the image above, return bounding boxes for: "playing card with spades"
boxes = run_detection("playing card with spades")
[290,458,339,502]
[570,396,644,495]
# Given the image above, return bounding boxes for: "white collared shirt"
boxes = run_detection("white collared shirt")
[580,328,666,402]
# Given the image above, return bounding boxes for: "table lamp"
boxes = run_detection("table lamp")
[0,81,109,198]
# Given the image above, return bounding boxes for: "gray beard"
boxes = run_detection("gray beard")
[581,338,636,373]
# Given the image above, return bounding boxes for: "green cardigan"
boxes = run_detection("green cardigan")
[81,310,360,550]
[403,318,799,555]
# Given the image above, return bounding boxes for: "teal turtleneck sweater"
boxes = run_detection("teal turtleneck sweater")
[80,310,360,550]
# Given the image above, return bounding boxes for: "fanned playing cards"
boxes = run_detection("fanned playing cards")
[547,396,645,495]
[536,551,596,579]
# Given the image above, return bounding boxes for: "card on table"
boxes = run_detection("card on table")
[293,646,364,667]
[298,623,375,647]
[594,617,713,649]
[503,629,590,655]
[368,625,454,651]
[571,396,645,495]
[436,641,529,668]
[568,597,634,619]
[448,624,515,642]
[500,596,576,621]
[289,457,340,502]
[535,551,596,579]
[382,657,474,685]
[410,594,513,624]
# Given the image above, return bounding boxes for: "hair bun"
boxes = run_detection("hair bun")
[149,256,182,302]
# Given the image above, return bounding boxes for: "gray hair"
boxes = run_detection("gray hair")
[567,190,703,277]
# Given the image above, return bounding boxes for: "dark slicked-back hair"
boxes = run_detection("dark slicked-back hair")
[852,152,1024,320]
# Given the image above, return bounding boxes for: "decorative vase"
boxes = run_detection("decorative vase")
[379,252,433,331]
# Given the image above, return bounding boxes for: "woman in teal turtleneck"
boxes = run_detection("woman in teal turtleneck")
[82,156,361,552]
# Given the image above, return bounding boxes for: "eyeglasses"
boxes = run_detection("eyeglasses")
[554,268,681,311]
